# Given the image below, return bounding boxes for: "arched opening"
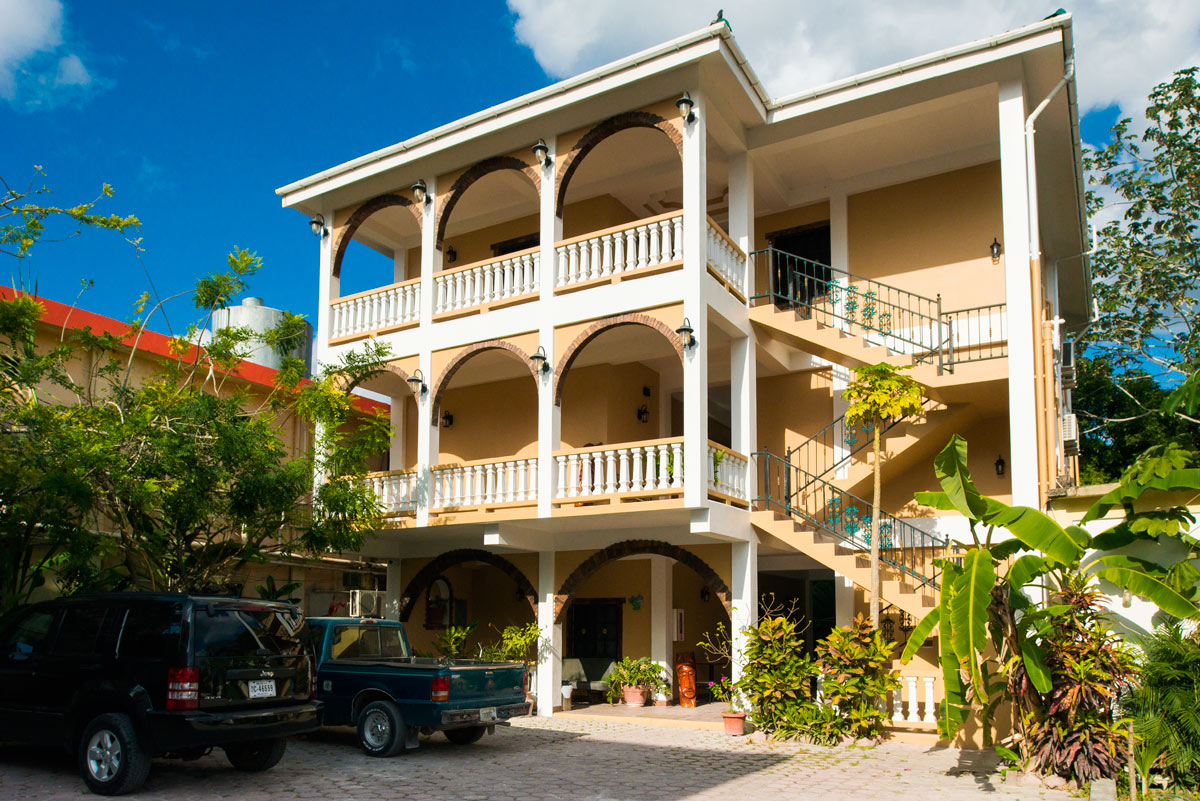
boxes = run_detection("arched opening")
[397,548,537,658]
[437,158,540,264]
[345,364,418,473]
[333,195,422,299]
[433,343,539,464]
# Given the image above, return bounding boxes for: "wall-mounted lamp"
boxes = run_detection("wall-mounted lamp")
[676,317,697,349]
[699,586,711,603]
[440,411,454,428]
[309,214,328,238]
[532,139,551,168]
[445,246,457,264]
[990,237,1002,264]
[676,92,696,124]
[636,404,650,423]
[407,369,427,395]
[530,346,550,375]
[412,179,430,205]
[994,454,1006,477]
[1122,588,1133,608]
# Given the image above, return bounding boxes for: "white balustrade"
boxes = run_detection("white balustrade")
[330,280,421,340]
[360,470,419,514]
[706,218,748,298]
[886,674,939,725]
[706,442,749,502]
[553,440,684,499]
[429,458,537,510]
[433,249,539,315]
[555,213,683,288]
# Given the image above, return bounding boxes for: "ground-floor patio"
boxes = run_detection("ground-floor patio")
[0,716,1057,801]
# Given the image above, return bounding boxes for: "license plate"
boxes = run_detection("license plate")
[479,707,497,721]
[248,679,276,699]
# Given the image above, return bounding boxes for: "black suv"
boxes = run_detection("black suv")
[0,593,322,795]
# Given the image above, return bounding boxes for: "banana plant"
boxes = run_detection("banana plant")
[901,435,1200,742]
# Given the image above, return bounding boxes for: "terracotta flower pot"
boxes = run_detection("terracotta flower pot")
[622,685,649,706]
[721,711,747,736]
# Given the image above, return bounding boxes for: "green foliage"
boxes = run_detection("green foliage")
[738,615,817,733]
[605,656,670,703]
[813,614,900,741]
[1125,624,1200,790]
[432,622,478,659]
[254,575,301,602]
[478,622,540,665]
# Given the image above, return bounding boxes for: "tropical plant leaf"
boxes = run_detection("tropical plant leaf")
[1082,468,1200,524]
[949,548,995,698]
[1018,637,1053,694]
[900,606,939,663]
[1089,523,1143,551]
[932,435,989,520]
[1092,556,1200,619]
[1006,554,1051,588]
[994,745,1021,764]
[990,538,1028,560]
[982,506,1082,565]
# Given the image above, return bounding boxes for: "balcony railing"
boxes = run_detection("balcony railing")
[430,457,538,511]
[707,441,749,505]
[433,247,540,318]
[361,469,419,516]
[555,211,684,290]
[706,218,748,299]
[330,278,420,341]
[553,438,685,502]
[943,303,1007,361]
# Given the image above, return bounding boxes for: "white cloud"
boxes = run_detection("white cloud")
[507,0,1200,121]
[54,52,89,87]
[0,0,62,98]
[0,0,105,109]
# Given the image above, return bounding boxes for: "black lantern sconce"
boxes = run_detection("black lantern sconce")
[676,92,696,124]
[676,317,697,349]
[309,214,328,238]
[407,369,427,395]
[990,237,1002,264]
[532,139,551,168]
[530,346,550,375]
[699,586,711,603]
[411,179,430,206]
[636,404,650,424]
[445,246,457,264]
[994,454,1006,477]
[440,411,454,429]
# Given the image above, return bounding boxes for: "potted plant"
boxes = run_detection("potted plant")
[708,674,746,735]
[605,656,670,706]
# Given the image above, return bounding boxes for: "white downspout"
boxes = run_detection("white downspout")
[1025,58,1074,263]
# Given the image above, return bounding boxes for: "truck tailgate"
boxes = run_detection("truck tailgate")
[441,660,526,706]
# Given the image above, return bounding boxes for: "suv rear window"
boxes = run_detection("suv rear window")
[330,625,409,659]
[195,604,304,658]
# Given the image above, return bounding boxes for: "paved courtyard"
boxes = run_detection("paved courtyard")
[0,716,1057,800]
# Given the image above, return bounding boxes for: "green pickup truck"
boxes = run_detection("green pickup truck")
[305,617,529,757]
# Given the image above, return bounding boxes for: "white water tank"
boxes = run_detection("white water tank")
[210,297,312,375]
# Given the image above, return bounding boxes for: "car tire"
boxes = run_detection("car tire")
[78,713,151,796]
[224,738,287,771]
[357,700,407,757]
[444,725,486,745]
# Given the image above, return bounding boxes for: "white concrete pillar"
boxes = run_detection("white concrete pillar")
[728,149,754,293]
[416,177,439,525]
[314,208,336,367]
[682,88,709,507]
[649,555,674,703]
[829,191,849,331]
[730,539,757,684]
[998,79,1039,507]
[538,136,562,516]
[393,247,408,284]
[730,334,756,498]
[384,559,403,620]
[831,363,851,479]
[389,395,407,471]
[833,572,855,626]
[536,550,563,717]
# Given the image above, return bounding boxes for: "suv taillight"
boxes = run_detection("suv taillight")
[523,670,530,694]
[167,667,199,710]
[431,675,450,702]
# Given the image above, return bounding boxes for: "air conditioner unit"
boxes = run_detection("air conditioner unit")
[349,589,387,619]
[1061,413,1080,456]
[1060,340,1077,390]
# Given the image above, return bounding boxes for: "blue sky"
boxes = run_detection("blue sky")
[2,1,1191,336]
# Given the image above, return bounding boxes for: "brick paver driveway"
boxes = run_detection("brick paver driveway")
[0,716,1054,800]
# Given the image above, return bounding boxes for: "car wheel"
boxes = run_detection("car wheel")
[444,725,486,745]
[224,738,286,771]
[357,700,406,757]
[78,713,151,796]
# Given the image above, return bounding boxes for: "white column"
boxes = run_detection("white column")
[998,78,1039,507]
[416,177,439,525]
[384,559,403,619]
[829,191,849,332]
[649,555,673,703]
[728,150,754,290]
[538,136,562,516]
[730,539,757,685]
[682,88,709,507]
[536,550,563,717]
[731,335,756,498]
[389,395,407,471]
[393,246,408,284]
[831,363,851,479]
[833,573,854,626]
[314,208,336,367]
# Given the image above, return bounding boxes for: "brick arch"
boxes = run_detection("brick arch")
[555,111,683,218]
[553,313,684,406]
[340,363,417,399]
[430,339,538,419]
[435,156,541,249]
[332,193,421,279]
[554,539,731,623]
[397,548,537,623]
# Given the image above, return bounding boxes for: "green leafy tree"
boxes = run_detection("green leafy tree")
[901,435,1199,782]
[843,362,925,627]
[1124,624,1200,790]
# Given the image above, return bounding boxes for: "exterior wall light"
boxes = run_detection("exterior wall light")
[445,246,457,264]
[990,237,1002,264]
[309,214,327,238]
[412,179,430,205]
[676,92,696,124]
[440,411,454,428]
[636,404,650,423]
[407,369,427,395]
[530,346,550,374]
[532,139,551,167]
[994,454,1006,477]
[676,317,697,349]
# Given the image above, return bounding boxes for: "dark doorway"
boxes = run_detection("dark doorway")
[768,222,832,308]
[566,599,622,660]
